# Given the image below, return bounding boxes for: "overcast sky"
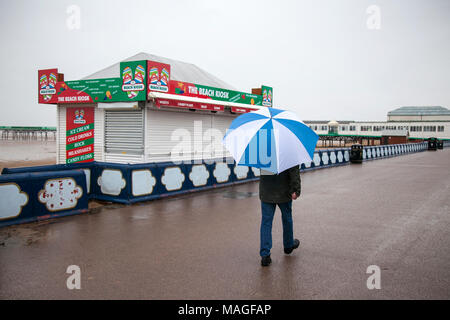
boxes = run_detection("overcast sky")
[0,0,449,126]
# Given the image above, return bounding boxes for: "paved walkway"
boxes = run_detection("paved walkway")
[1,149,449,299]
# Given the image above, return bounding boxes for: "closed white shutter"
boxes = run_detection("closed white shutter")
[57,105,66,164]
[146,108,213,162]
[104,109,144,163]
[212,114,235,158]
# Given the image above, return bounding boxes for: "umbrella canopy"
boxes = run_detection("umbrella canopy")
[223,107,319,174]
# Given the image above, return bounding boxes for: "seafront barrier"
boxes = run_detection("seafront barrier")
[1,142,447,227]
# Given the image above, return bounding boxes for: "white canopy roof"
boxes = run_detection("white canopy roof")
[82,52,236,90]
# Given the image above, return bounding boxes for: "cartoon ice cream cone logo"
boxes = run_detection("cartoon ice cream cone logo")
[104,90,112,100]
[74,109,86,124]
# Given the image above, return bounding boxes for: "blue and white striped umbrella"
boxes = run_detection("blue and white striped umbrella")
[223,107,319,174]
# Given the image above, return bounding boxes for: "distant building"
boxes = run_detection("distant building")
[304,106,450,141]
[387,106,450,121]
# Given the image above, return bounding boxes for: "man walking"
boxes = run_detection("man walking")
[259,165,301,266]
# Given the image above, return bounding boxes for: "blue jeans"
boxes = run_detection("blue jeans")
[260,201,294,257]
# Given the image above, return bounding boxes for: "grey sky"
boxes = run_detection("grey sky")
[0,0,449,126]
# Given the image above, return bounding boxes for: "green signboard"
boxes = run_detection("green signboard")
[261,85,273,107]
[41,60,272,108]
[170,81,263,106]
[55,60,147,103]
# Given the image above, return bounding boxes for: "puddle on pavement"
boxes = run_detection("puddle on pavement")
[0,187,259,246]
[0,224,59,247]
[222,191,258,199]
[130,214,151,220]
[88,202,126,215]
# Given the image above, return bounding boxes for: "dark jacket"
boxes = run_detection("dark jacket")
[259,165,301,203]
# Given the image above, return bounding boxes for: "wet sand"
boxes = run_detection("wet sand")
[1,149,449,299]
[0,140,56,172]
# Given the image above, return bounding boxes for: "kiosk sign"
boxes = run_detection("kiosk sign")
[120,60,147,100]
[147,61,171,93]
[262,85,273,107]
[169,81,263,106]
[38,60,271,108]
[38,69,58,104]
[66,106,95,164]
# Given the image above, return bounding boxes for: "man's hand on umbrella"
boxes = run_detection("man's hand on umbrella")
[292,192,298,200]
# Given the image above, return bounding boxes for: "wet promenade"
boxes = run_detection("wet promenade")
[1,149,449,299]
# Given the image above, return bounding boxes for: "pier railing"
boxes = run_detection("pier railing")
[0,126,56,141]
[0,142,441,227]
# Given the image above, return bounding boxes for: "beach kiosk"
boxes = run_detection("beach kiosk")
[38,53,273,165]
[0,53,274,227]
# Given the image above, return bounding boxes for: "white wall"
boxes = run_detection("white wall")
[94,107,104,162]
[56,105,66,164]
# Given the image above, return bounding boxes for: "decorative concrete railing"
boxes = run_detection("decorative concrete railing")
[299,142,428,170]
[362,142,428,161]
[301,148,350,171]
[0,142,441,227]
[0,170,88,227]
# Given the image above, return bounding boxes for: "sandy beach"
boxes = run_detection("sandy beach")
[0,140,56,172]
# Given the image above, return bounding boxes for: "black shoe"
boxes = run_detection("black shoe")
[261,255,272,267]
[284,239,300,254]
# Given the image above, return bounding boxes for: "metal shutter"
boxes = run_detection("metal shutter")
[212,114,234,158]
[105,109,144,162]
[146,108,213,162]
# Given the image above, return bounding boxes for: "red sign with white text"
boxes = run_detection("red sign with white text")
[66,106,95,164]
[156,98,224,112]
[56,82,94,104]
[231,106,258,114]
